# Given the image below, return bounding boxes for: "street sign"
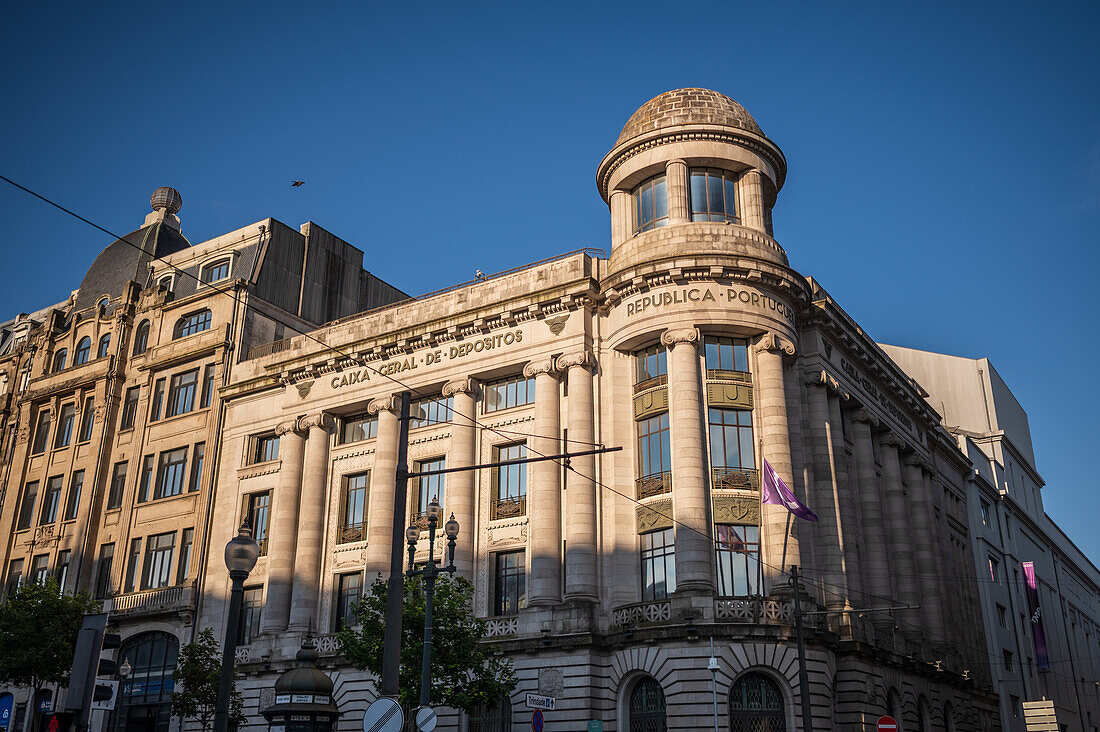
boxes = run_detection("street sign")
[90,681,118,711]
[1022,699,1059,732]
[531,710,544,732]
[414,706,437,732]
[362,697,403,732]
[0,693,13,729]
[877,717,898,732]
[525,693,556,710]
[587,722,603,732]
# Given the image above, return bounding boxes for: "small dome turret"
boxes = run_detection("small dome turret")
[150,187,183,215]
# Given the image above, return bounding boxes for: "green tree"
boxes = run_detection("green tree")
[337,575,515,713]
[170,629,245,732]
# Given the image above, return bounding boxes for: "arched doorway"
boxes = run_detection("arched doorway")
[469,694,511,732]
[729,672,785,732]
[113,632,178,732]
[628,677,666,732]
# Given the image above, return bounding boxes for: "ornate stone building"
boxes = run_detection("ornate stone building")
[200,89,1001,731]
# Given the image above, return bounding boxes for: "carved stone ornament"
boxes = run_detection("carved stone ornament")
[660,327,700,347]
[367,395,399,415]
[804,369,849,399]
[556,349,594,372]
[442,378,475,397]
[713,495,761,524]
[539,668,564,697]
[754,332,796,356]
[707,382,753,409]
[297,411,334,433]
[275,420,301,437]
[851,409,880,428]
[523,358,558,379]
[636,499,673,533]
[882,433,907,450]
[294,379,315,399]
[545,315,569,336]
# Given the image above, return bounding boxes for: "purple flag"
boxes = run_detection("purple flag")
[761,458,818,521]
[1022,562,1050,671]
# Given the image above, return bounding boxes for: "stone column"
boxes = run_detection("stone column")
[364,397,399,578]
[880,435,920,639]
[850,410,893,630]
[662,328,712,593]
[558,349,598,602]
[261,420,305,634]
[443,379,476,579]
[753,333,801,594]
[740,169,765,231]
[827,395,862,605]
[523,358,562,606]
[805,372,849,609]
[288,411,334,631]
[904,455,947,648]
[609,190,630,248]
[666,159,690,225]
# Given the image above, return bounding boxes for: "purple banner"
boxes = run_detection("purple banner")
[1022,561,1050,671]
[761,458,818,522]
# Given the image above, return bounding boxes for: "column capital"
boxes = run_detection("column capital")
[523,358,559,378]
[555,349,595,372]
[367,395,400,415]
[803,369,849,399]
[882,432,907,450]
[903,452,934,473]
[275,419,302,437]
[442,378,476,398]
[665,158,688,169]
[753,331,796,357]
[297,411,334,432]
[660,327,699,347]
[850,409,880,428]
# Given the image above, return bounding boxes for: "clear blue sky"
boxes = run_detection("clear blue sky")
[2,2,1098,560]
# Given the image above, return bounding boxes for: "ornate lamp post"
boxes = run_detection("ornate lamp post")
[405,499,459,707]
[214,523,260,732]
[114,657,131,732]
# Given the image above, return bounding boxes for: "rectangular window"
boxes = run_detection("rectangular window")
[39,476,63,525]
[703,336,750,374]
[150,378,166,421]
[64,470,84,521]
[708,408,755,488]
[30,555,49,584]
[335,573,362,630]
[493,550,526,616]
[715,524,760,597]
[413,458,446,520]
[997,603,1007,628]
[124,538,141,593]
[95,544,114,599]
[120,387,139,430]
[31,409,51,454]
[77,396,95,442]
[252,433,279,463]
[244,492,271,556]
[16,481,38,531]
[202,259,230,284]
[1003,649,1013,672]
[6,559,23,595]
[200,363,215,408]
[189,442,205,492]
[637,413,671,496]
[238,587,263,644]
[484,374,535,413]
[154,447,188,499]
[492,442,527,519]
[166,369,199,418]
[178,528,194,584]
[410,395,452,429]
[980,499,991,526]
[633,175,669,233]
[988,556,1000,582]
[55,550,71,590]
[339,473,369,544]
[339,413,377,444]
[641,528,677,601]
[107,462,127,510]
[138,455,155,502]
[635,345,667,385]
[54,403,76,449]
[141,532,175,590]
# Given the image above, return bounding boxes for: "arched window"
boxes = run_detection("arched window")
[74,337,91,365]
[52,349,67,373]
[174,310,212,339]
[729,673,785,732]
[628,676,666,732]
[97,333,111,359]
[917,695,930,732]
[632,175,669,234]
[157,275,173,292]
[98,297,110,310]
[469,694,511,732]
[113,632,179,732]
[133,320,150,355]
[200,258,231,284]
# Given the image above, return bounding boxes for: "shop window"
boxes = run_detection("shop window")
[632,175,668,233]
[114,632,179,732]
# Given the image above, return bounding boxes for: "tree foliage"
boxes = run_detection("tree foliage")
[0,578,99,692]
[170,629,245,732]
[337,575,515,713]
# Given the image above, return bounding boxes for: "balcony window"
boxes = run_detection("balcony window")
[715,524,760,597]
[31,410,50,454]
[16,482,38,531]
[689,168,739,223]
[154,447,188,499]
[108,462,127,510]
[632,175,669,233]
[39,476,63,525]
[73,337,91,366]
[244,492,270,556]
[708,408,755,490]
[95,544,114,599]
[200,363,215,408]
[51,349,67,374]
[150,378,166,421]
[97,333,111,359]
[413,458,445,526]
[641,528,676,601]
[238,587,263,644]
[201,259,231,284]
[54,403,76,449]
[133,320,150,355]
[252,433,279,464]
[339,473,369,544]
[166,368,199,418]
[703,336,749,375]
[492,443,527,520]
[30,555,49,585]
[141,532,176,590]
[174,310,212,339]
[77,396,95,443]
[178,528,194,584]
[493,550,526,616]
[64,470,84,521]
[335,573,362,630]
[120,386,139,430]
[339,413,377,444]
[189,442,205,492]
[635,345,667,386]
[637,413,671,498]
[484,374,534,413]
[410,395,452,429]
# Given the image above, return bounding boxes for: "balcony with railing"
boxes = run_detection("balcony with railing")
[715,597,792,624]
[706,369,752,384]
[636,472,671,499]
[711,466,759,492]
[491,495,526,521]
[610,600,672,629]
[633,374,667,394]
[106,582,196,617]
[338,523,365,544]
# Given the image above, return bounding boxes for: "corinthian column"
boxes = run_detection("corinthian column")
[904,455,947,648]
[662,327,712,593]
[754,333,800,594]
[880,434,920,639]
[558,349,598,602]
[443,379,476,579]
[261,419,305,634]
[524,358,562,606]
[288,411,334,631]
[364,397,400,579]
[850,410,893,630]
[805,372,849,610]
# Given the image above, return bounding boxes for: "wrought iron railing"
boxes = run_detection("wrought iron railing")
[491,495,526,520]
[338,523,365,544]
[110,583,194,613]
[610,600,672,629]
[636,472,672,499]
[633,374,667,394]
[711,467,759,491]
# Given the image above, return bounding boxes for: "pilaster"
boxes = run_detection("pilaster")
[523,358,562,606]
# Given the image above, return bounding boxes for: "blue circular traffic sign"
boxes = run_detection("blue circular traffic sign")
[531,709,544,731]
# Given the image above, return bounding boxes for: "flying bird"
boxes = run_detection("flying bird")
[291,181,305,187]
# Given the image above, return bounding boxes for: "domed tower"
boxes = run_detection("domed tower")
[596,88,787,277]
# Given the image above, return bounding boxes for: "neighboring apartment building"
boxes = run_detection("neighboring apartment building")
[882,346,1100,732]
[200,89,999,731]
[0,189,406,732]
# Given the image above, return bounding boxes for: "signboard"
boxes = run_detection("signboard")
[90,681,119,711]
[362,698,403,732]
[1022,562,1051,671]
[877,717,898,732]
[1022,699,1059,732]
[413,707,437,732]
[36,699,52,714]
[525,693,556,711]
[587,722,603,732]
[0,693,14,729]
[531,710,544,732]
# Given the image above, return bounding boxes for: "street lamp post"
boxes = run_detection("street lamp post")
[405,499,459,708]
[114,657,131,732]
[214,523,260,732]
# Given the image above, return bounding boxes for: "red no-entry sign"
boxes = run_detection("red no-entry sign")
[877,717,898,732]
